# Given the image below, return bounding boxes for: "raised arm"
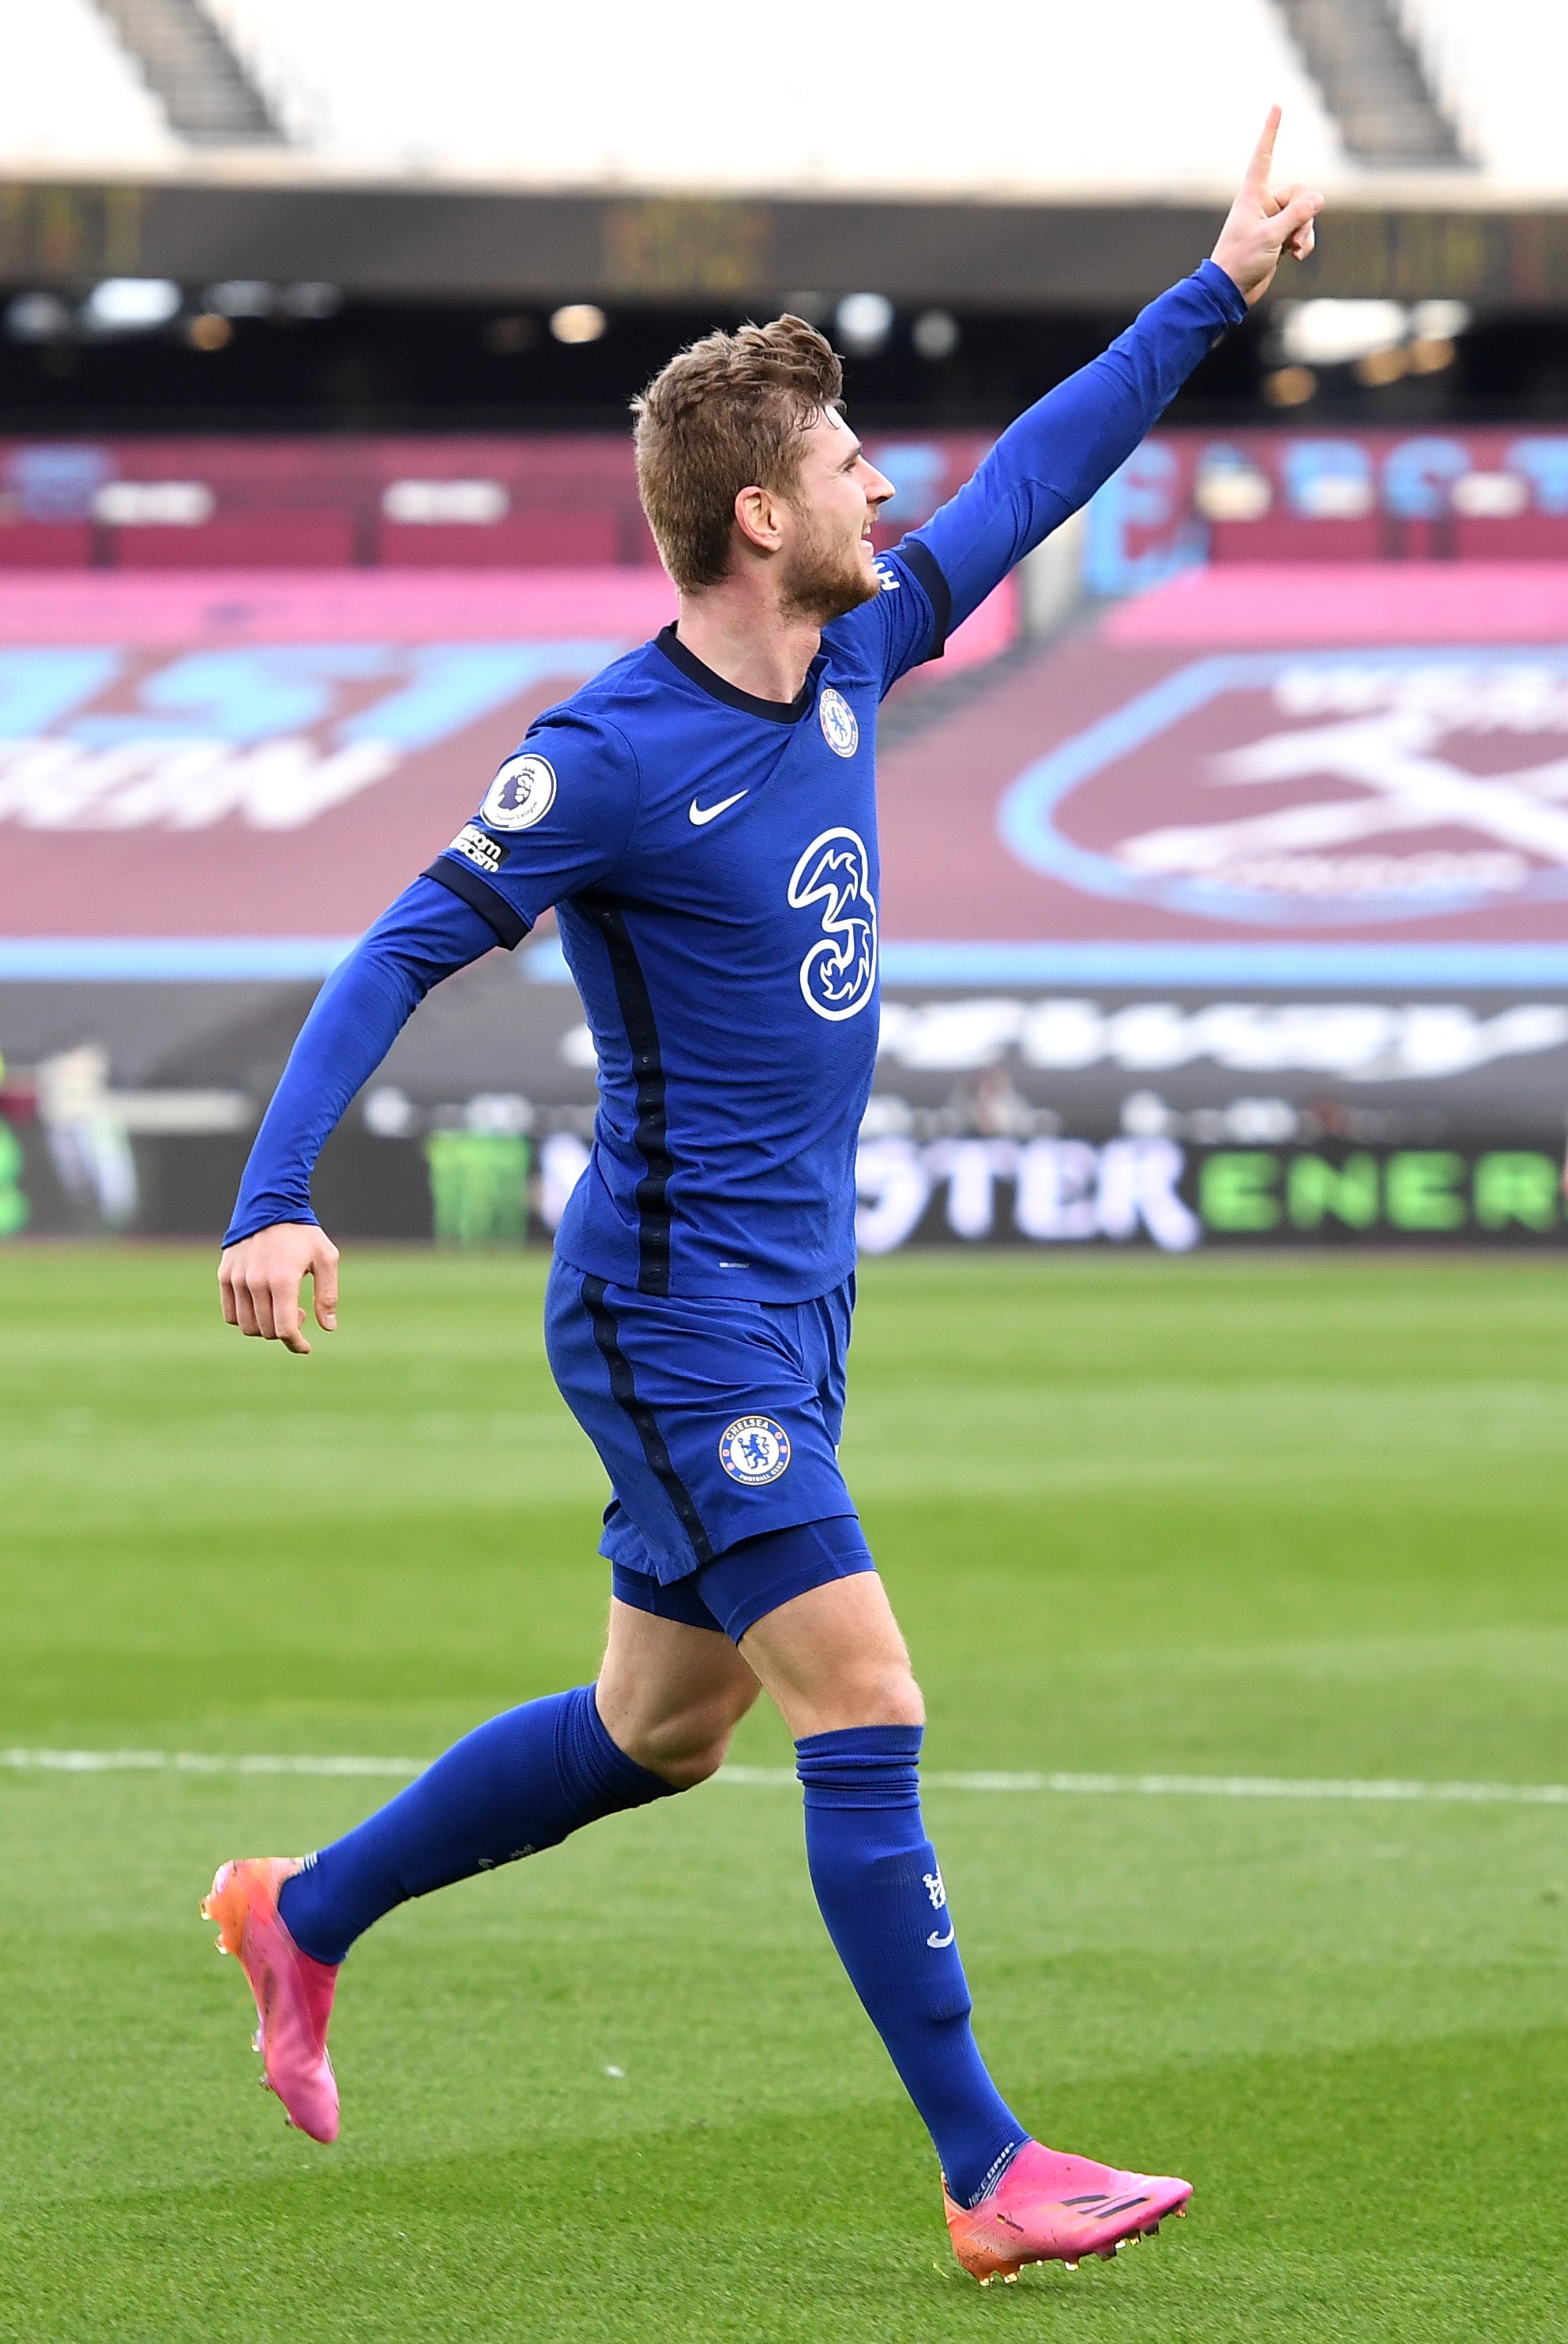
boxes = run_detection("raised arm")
[219,875,502,1352]
[903,108,1322,642]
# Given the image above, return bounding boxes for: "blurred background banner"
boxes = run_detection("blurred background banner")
[4,0,1568,1249]
[1093,427,1568,589]
[0,570,669,950]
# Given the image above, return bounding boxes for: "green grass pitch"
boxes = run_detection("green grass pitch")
[2,1243,1566,2341]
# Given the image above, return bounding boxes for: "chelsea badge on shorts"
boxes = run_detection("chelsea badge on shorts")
[719,1415,792,1485]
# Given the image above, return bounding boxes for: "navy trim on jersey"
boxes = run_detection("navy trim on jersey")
[655,624,813,723]
[576,890,674,1295]
[423,856,531,950]
[580,1274,716,1563]
[895,539,952,662]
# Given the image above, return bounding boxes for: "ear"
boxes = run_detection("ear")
[734,483,785,556]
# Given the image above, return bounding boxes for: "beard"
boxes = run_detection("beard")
[777,509,880,626]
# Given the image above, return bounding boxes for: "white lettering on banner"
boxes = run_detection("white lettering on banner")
[925,1139,1015,1240]
[874,998,1568,1082]
[1015,1138,1100,1241]
[878,997,1025,1070]
[382,478,508,525]
[855,1137,1200,1255]
[0,736,398,830]
[852,1138,932,1254]
[1095,1138,1200,1251]
[1115,675,1568,901]
[92,480,214,528]
[1273,663,1568,730]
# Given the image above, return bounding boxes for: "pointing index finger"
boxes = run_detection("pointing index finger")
[1246,104,1282,192]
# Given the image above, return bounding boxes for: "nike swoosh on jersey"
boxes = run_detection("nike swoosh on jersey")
[927,1926,955,1949]
[688,791,749,826]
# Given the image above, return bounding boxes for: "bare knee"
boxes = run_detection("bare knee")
[818,1659,925,1733]
[615,1689,747,1789]
[878,1662,925,1729]
[595,1601,761,1790]
[737,1574,927,1740]
[745,1648,926,1739]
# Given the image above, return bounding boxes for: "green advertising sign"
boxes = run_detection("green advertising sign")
[1198,1150,1562,1241]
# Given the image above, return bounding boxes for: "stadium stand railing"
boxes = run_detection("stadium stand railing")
[93,0,285,148]
[1273,0,1465,167]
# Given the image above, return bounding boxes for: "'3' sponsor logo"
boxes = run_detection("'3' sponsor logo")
[787,827,877,1022]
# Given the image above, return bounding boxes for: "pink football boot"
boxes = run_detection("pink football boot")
[945,2140,1191,2282]
[201,1857,340,2143]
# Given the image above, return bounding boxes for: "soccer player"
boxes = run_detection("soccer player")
[205,116,1320,2282]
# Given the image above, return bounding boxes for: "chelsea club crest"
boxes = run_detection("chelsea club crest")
[818,687,858,758]
[719,1416,792,1485]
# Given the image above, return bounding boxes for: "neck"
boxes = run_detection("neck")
[675,577,821,705]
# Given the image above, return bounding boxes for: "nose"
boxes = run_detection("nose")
[861,462,896,513]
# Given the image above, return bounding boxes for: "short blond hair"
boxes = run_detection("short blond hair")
[632,316,844,593]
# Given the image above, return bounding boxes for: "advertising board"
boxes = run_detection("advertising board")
[4,555,1568,1247]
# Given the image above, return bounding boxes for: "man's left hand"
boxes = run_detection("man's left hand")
[1212,106,1324,308]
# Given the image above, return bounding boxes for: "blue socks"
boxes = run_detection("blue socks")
[795,1724,1025,2209]
[275,1695,1022,2206]
[278,1684,675,1966]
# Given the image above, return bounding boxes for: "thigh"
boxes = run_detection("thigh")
[738,1571,924,1740]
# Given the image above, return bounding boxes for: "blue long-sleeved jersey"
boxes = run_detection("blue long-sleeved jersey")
[226,261,1246,1294]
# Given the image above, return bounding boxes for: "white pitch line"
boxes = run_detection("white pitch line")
[0,1748,422,1778]
[2,1748,1566,1808]
[724,1766,1568,1807]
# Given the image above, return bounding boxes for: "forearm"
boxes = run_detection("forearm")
[223,876,499,1245]
[912,261,1247,633]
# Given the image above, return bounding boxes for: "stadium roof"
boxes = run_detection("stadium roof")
[8,2,1568,310]
[16,0,1349,191]
[13,0,1568,198]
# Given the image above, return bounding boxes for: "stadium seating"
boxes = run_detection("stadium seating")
[0,432,1001,571]
[175,0,1349,187]
[0,0,178,164]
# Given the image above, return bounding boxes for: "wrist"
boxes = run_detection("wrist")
[1199,254,1250,320]
[222,1203,319,1251]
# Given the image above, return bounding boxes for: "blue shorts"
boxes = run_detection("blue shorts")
[543,1256,874,1642]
